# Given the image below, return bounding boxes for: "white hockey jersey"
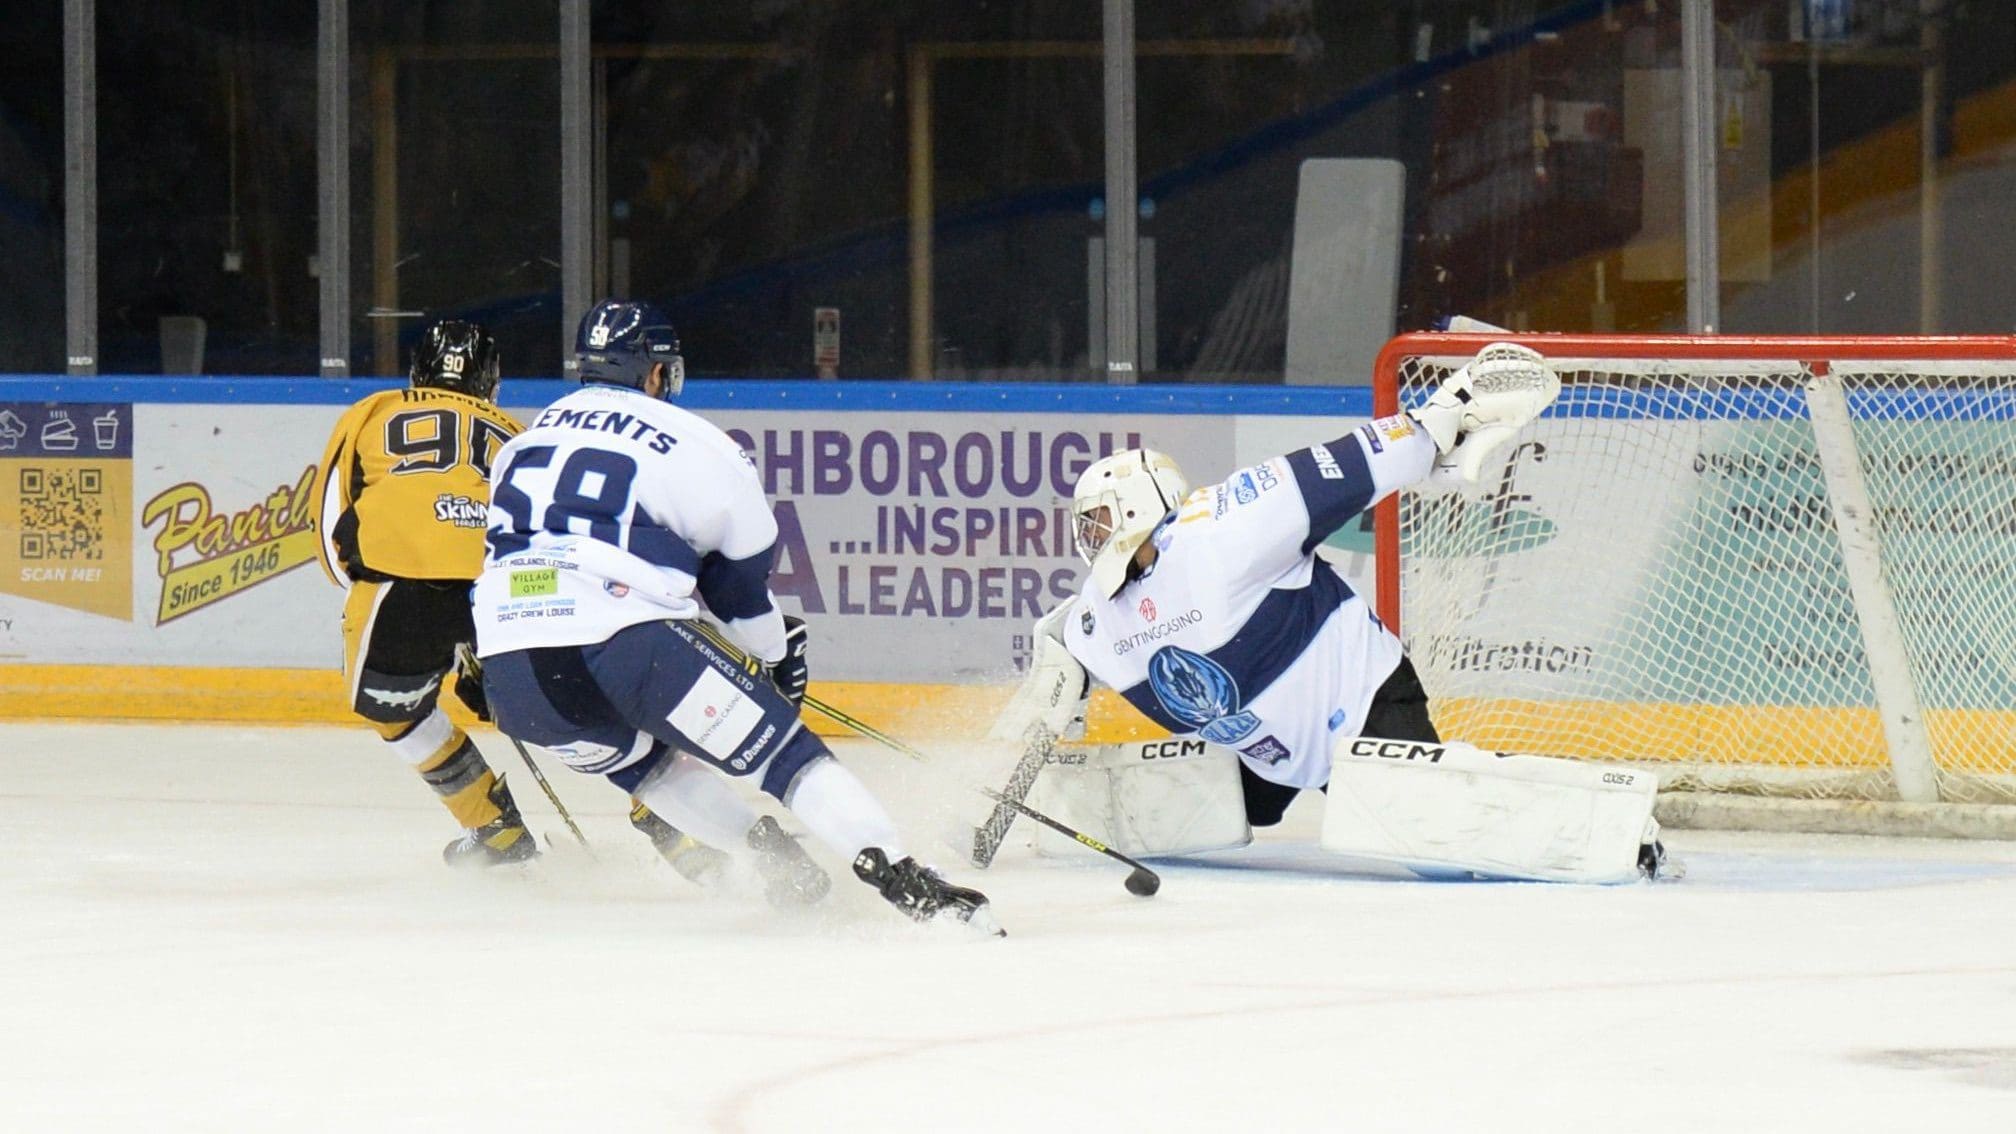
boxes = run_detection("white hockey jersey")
[1061,417,1436,790]
[472,384,786,662]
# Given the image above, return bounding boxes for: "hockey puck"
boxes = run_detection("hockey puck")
[1124,869,1160,897]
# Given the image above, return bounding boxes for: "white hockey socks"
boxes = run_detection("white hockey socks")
[783,756,905,862]
[634,752,764,851]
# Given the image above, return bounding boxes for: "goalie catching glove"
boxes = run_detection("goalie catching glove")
[1408,341,1560,485]
[771,615,810,708]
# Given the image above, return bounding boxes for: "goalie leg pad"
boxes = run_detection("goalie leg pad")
[1320,737,1655,884]
[1027,739,1252,858]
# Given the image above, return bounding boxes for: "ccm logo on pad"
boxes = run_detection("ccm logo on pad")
[1346,738,1446,763]
[1138,739,1209,760]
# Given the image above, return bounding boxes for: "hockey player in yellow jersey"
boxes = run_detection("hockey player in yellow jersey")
[316,320,740,878]
[315,320,539,865]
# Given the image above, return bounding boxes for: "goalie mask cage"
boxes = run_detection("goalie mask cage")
[1373,332,2016,836]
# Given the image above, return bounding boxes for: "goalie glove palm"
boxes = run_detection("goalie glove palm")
[771,615,810,708]
[1409,341,1560,484]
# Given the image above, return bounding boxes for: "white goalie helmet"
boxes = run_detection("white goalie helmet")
[1072,448,1190,598]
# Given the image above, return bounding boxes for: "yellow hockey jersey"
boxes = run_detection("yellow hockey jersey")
[315,387,522,585]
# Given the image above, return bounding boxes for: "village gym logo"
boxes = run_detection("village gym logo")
[140,464,320,624]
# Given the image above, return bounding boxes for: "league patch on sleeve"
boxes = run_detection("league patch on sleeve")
[1240,735,1290,765]
[1374,413,1416,442]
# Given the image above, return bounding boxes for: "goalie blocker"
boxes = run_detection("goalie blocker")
[1032,734,1662,884]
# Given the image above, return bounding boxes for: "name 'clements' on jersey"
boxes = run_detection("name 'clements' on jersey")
[315,386,522,584]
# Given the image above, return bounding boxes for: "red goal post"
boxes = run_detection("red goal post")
[1371,332,2016,835]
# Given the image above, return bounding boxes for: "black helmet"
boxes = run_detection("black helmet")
[574,300,684,398]
[410,320,501,400]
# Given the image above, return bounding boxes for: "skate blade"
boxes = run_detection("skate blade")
[948,903,1006,939]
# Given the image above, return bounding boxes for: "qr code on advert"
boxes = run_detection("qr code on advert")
[19,466,105,562]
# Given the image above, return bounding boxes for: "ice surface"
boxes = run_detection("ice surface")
[6,721,2016,1132]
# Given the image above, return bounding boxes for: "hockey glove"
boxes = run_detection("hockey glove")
[771,615,810,708]
[452,644,492,723]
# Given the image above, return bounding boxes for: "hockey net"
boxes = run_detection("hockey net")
[1374,332,2016,833]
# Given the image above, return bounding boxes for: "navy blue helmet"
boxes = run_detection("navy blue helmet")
[574,300,684,398]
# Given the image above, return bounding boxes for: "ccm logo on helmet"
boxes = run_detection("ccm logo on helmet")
[1346,739,1447,763]
[1138,739,1208,760]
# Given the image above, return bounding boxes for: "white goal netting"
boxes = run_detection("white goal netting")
[1381,334,2016,813]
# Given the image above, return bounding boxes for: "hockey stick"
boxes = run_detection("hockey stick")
[802,692,1030,863]
[456,644,590,850]
[505,734,591,850]
[802,694,928,763]
[804,696,1156,894]
[980,786,1160,897]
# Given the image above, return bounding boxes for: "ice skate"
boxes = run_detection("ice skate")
[630,801,732,887]
[442,777,539,867]
[747,816,831,907]
[1639,836,1684,881]
[852,847,1003,937]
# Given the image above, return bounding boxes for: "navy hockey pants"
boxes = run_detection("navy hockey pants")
[482,618,828,798]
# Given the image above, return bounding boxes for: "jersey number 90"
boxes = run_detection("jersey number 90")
[385,408,514,477]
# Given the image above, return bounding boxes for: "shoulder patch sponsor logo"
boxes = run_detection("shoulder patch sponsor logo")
[1233,471,1259,504]
[1138,597,1156,621]
[1081,610,1095,636]
[603,580,631,598]
[434,493,489,528]
[1309,444,1344,480]
[1240,735,1290,765]
[1376,413,1416,442]
[1357,422,1384,454]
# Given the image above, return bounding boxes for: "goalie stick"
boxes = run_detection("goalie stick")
[970,727,1052,869]
[802,695,1158,895]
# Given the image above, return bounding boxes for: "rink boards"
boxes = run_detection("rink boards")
[0,376,1369,740]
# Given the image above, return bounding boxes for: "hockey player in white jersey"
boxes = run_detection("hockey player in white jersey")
[473,300,1000,931]
[996,343,1668,884]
